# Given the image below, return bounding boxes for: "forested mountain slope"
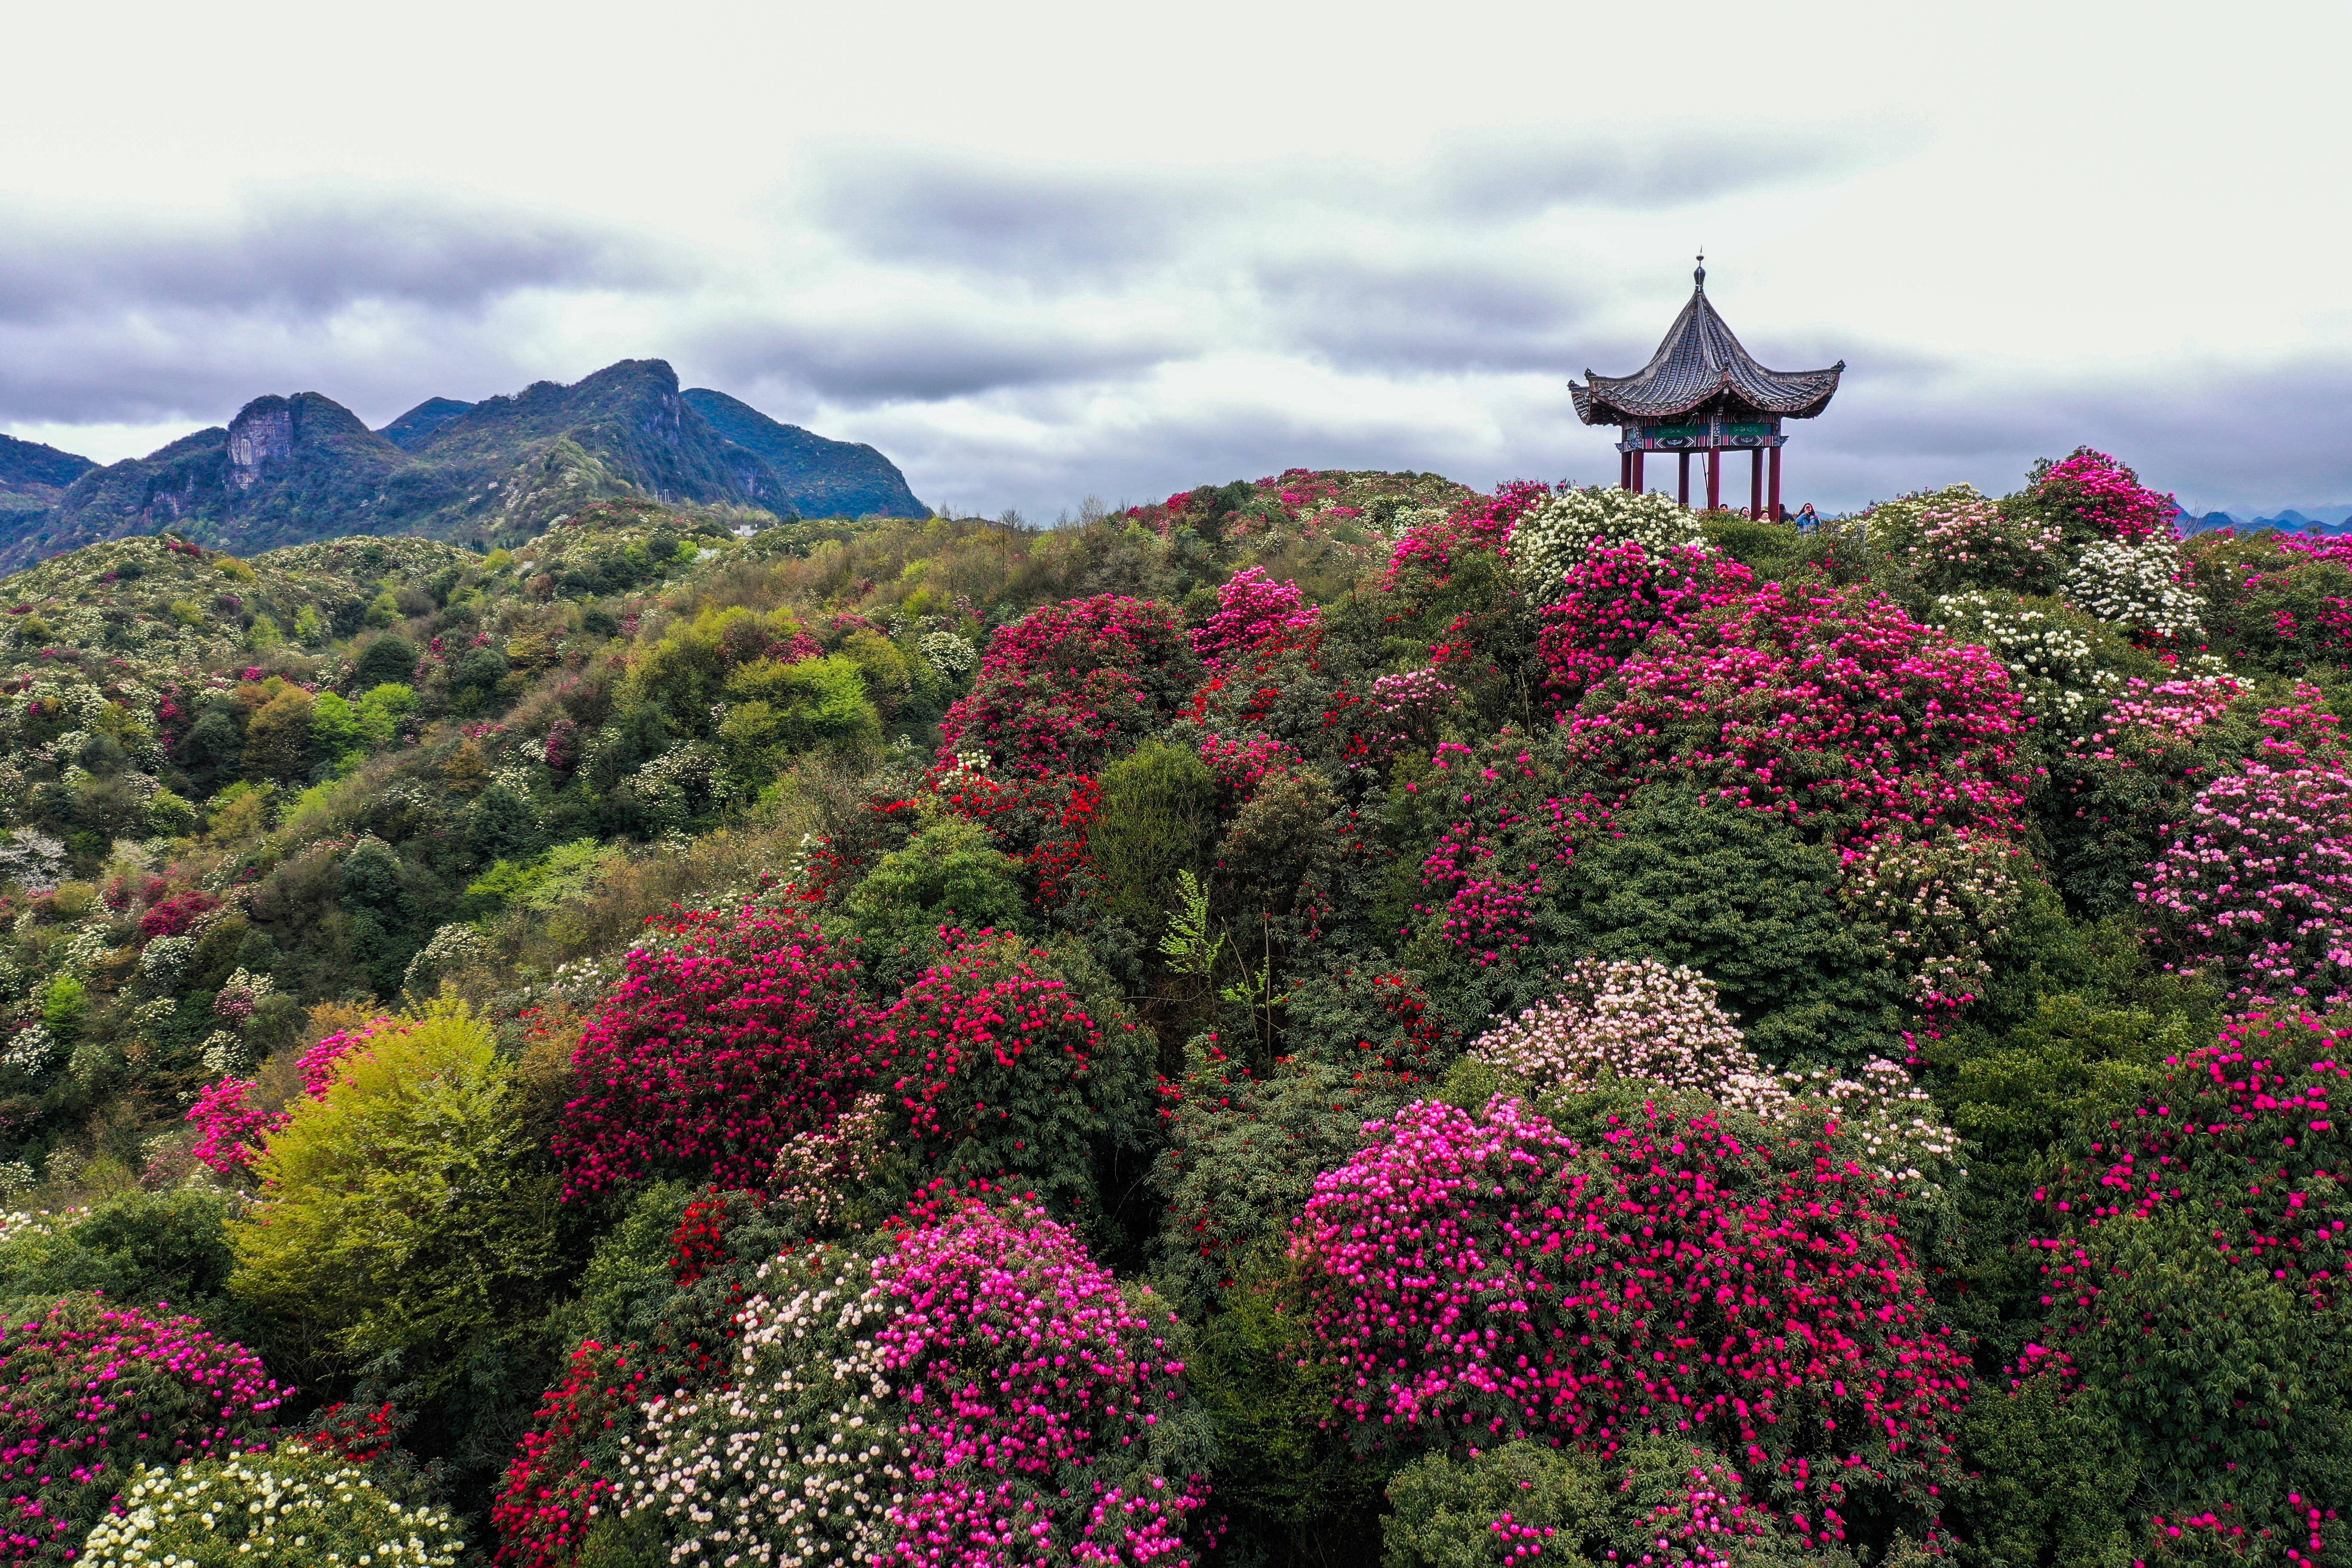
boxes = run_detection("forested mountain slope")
[0,455,2341,1568]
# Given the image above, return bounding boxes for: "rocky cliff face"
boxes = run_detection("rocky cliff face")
[225,398,297,490]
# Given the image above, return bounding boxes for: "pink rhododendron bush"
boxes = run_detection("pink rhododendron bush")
[1293,1094,1968,1547]
[1974,1009,2352,1566]
[0,1296,287,1561]
[940,596,1201,772]
[605,1197,1213,1568]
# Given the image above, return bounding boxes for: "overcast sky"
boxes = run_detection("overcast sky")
[4,0,2347,521]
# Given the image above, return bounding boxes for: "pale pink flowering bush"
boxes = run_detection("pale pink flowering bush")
[1469,957,1784,1115]
[1192,568,1318,665]
[2137,763,2352,1009]
[1867,484,2063,597]
[767,1091,892,1230]
[1837,833,2025,1011]
[1293,1094,1967,1545]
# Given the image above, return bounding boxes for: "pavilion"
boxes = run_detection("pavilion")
[1569,259,1842,520]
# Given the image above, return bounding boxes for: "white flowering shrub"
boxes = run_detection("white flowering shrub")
[3,1025,54,1076]
[1839,833,2025,1011]
[1471,957,1787,1116]
[1507,487,1704,601]
[622,1243,910,1568]
[402,922,489,994]
[1780,1058,1965,1200]
[1930,591,2120,735]
[917,630,976,680]
[81,1443,465,1567]
[138,935,196,990]
[2063,538,2203,640]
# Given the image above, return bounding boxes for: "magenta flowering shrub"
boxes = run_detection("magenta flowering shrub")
[1294,1094,1968,1543]
[939,596,1200,772]
[2024,447,2178,548]
[0,1295,286,1561]
[555,906,869,1198]
[2012,1010,2352,1563]
[185,1015,400,1176]
[1386,482,1551,587]
[1562,582,2028,848]
[1535,540,1754,710]
[1193,568,1318,665]
[1400,731,1604,965]
[2137,763,2352,1009]
[871,1198,1211,1567]
[866,933,1148,1219]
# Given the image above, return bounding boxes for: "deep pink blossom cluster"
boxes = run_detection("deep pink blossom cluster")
[940,596,1198,773]
[1294,1095,1967,1541]
[185,1016,401,1176]
[2137,764,2352,1009]
[0,1298,287,1561]
[870,1197,1210,1567]
[1197,732,1298,798]
[1562,582,2029,847]
[1404,733,1603,963]
[2030,448,2179,545]
[1192,568,1318,665]
[557,906,869,1197]
[1536,541,1755,710]
[1387,482,1551,586]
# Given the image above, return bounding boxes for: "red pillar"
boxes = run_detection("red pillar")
[1620,450,1631,490]
[1632,450,1645,492]
[1705,448,1721,511]
[1768,445,1782,521]
[1750,448,1763,520]
[1678,452,1690,508]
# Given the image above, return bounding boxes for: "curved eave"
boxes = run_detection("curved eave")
[1570,363,1844,425]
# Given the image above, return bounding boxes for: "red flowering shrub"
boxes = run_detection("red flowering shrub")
[491,1339,656,1568]
[0,1295,287,1561]
[1194,567,1319,665]
[1536,540,1754,710]
[1386,481,1550,586]
[1398,730,1604,965]
[556,906,870,1198]
[138,889,217,941]
[865,932,1149,1219]
[1294,1094,1968,1544]
[925,762,1102,907]
[1562,582,2028,848]
[939,597,1201,772]
[2006,1010,2352,1564]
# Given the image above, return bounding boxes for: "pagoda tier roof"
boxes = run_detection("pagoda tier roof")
[1571,266,1843,424]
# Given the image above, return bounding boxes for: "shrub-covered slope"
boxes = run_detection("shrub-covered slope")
[0,454,2339,1568]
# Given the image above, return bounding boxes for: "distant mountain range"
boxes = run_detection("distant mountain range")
[2178,506,2352,536]
[0,359,926,572]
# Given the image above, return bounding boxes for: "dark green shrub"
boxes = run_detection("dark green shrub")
[1091,740,1217,931]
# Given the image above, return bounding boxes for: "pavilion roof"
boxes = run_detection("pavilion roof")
[1571,266,1843,424]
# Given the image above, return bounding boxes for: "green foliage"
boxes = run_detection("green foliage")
[843,815,1029,962]
[1552,781,1905,1067]
[352,634,420,691]
[228,1001,562,1391]
[0,1188,242,1325]
[1092,740,1218,930]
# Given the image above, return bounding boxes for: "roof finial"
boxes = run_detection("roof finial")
[1694,251,1706,291]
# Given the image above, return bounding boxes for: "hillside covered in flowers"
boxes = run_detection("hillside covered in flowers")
[0,452,2339,1568]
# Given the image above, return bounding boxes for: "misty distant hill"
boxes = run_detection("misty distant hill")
[0,361,927,572]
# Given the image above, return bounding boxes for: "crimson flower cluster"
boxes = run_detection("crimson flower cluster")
[1536,541,1755,710]
[490,1340,654,1568]
[1294,1094,1967,1543]
[556,906,869,1197]
[1562,582,2027,847]
[0,1297,287,1562]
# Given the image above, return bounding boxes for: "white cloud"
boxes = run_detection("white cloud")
[2,0,2347,521]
